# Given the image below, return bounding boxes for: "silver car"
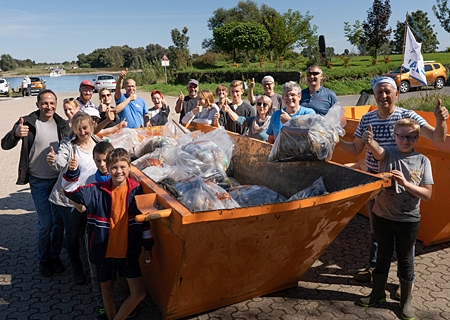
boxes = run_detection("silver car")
[93,74,116,93]
[0,78,10,97]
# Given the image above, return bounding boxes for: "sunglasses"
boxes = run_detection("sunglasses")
[100,94,111,98]
[63,97,75,103]
[256,102,269,107]
[307,72,322,76]
[394,133,418,142]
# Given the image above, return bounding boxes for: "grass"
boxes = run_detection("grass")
[398,89,450,112]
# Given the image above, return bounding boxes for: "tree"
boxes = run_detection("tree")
[169,27,191,70]
[362,0,392,60]
[0,54,18,71]
[391,11,439,54]
[343,20,365,54]
[145,44,168,63]
[433,0,450,33]
[213,22,270,61]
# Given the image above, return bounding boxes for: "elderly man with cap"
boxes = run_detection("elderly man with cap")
[337,75,448,285]
[114,68,149,128]
[175,79,199,124]
[300,65,338,116]
[248,75,283,113]
[77,80,96,110]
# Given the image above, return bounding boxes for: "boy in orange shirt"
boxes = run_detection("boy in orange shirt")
[63,148,153,320]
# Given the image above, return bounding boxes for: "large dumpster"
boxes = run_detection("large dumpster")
[131,124,390,319]
[332,105,450,246]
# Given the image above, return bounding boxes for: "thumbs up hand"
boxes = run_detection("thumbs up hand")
[280,109,291,124]
[14,117,29,138]
[68,154,78,171]
[434,99,449,121]
[362,125,373,144]
[46,145,56,165]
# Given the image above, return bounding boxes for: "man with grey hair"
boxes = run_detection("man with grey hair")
[337,75,448,284]
[266,81,316,143]
[247,75,283,112]
[300,65,338,116]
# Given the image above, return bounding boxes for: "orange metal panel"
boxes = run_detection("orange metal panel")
[131,124,390,319]
[332,105,450,245]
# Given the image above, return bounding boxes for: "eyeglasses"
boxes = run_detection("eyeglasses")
[307,72,322,76]
[394,133,418,142]
[282,92,299,99]
[263,82,274,87]
[63,97,75,103]
[100,94,111,98]
[256,102,269,107]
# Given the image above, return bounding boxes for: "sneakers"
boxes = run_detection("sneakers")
[72,262,86,285]
[51,257,66,273]
[354,268,372,282]
[39,261,54,277]
[96,306,107,320]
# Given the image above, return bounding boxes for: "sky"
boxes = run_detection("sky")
[2,0,449,63]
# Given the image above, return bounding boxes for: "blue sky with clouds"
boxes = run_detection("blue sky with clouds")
[2,0,449,63]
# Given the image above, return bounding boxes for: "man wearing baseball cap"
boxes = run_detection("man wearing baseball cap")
[175,79,199,124]
[247,75,283,113]
[337,75,448,285]
[77,80,96,111]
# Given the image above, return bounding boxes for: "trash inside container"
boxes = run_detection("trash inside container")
[131,124,390,319]
[332,105,450,246]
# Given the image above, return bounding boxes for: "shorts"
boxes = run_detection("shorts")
[97,258,142,282]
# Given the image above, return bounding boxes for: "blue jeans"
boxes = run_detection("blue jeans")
[372,213,419,281]
[56,205,82,265]
[29,175,64,262]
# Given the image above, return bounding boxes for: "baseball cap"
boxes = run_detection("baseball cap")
[83,107,100,118]
[187,79,199,86]
[79,80,95,89]
[262,75,275,84]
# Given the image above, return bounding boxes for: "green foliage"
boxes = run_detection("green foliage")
[398,89,450,112]
[392,10,439,54]
[362,0,392,60]
[213,22,270,61]
[0,54,18,71]
[433,0,450,33]
[169,27,191,71]
[344,20,364,50]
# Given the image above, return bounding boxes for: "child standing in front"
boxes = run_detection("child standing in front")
[359,119,433,320]
[63,148,153,320]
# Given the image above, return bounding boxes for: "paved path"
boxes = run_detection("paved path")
[1,93,449,319]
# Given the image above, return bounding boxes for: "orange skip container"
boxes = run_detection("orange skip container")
[332,105,450,246]
[131,124,390,319]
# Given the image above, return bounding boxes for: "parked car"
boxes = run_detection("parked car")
[0,78,10,97]
[384,61,448,93]
[93,74,116,93]
[30,77,46,95]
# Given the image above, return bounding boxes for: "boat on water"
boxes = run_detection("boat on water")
[49,69,65,77]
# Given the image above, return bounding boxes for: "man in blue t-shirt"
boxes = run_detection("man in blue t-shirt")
[300,65,338,116]
[114,68,149,128]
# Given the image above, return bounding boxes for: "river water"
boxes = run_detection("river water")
[4,73,118,93]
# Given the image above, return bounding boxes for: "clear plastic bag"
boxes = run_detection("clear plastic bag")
[287,177,328,201]
[268,103,346,162]
[229,185,286,207]
[176,177,240,212]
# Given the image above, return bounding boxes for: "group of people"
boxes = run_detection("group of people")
[1,65,448,320]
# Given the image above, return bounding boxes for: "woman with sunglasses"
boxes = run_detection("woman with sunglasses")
[300,65,338,116]
[220,95,272,142]
[46,111,97,285]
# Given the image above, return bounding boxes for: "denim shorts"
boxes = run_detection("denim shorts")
[98,258,142,282]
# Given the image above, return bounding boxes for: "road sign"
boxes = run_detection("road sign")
[161,54,170,83]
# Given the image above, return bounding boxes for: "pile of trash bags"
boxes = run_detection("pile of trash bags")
[105,122,329,212]
[269,103,347,162]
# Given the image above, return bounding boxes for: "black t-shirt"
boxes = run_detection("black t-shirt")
[179,96,199,124]
[219,101,256,135]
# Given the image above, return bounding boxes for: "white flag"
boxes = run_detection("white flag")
[403,25,427,86]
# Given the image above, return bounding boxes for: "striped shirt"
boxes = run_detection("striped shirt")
[354,107,427,172]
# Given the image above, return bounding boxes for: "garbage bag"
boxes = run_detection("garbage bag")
[287,177,328,201]
[229,185,286,207]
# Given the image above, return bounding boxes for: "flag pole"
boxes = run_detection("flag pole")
[399,13,408,106]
